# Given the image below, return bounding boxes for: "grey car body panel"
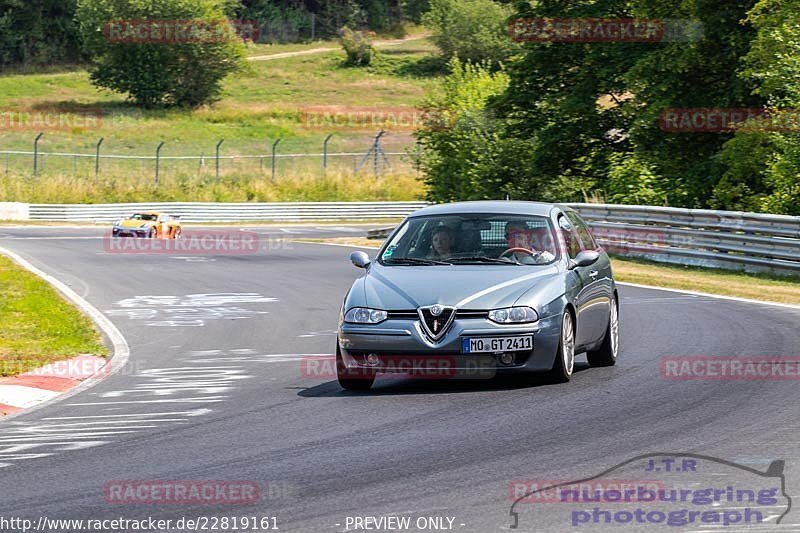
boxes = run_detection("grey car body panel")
[339,201,617,374]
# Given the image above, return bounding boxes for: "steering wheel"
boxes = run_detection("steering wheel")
[500,247,539,259]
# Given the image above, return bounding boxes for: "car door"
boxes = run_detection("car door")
[557,215,594,350]
[565,211,613,347]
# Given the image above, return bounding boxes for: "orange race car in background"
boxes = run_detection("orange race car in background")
[111,212,182,239]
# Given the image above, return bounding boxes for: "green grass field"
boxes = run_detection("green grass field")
[0,33,442,202]
[0,38,441,156]
[0,254,108,376]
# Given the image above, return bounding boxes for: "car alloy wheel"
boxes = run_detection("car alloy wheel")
[562,311,575,377]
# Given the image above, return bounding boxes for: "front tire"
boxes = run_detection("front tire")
[587,299,619,367]
[546,310,575,383]
[336,344,375,390]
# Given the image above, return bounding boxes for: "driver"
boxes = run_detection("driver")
[504,221,556,264]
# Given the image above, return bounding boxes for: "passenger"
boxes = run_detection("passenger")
[428,226,456,260]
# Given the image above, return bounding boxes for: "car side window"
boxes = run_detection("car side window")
[558,216,583,259]
[565,211,597,250]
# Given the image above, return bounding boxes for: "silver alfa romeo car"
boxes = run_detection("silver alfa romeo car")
[336,201,619,390]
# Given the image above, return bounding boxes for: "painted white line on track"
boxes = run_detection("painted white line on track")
[0,386,60,408]
[68,397,228,406]
[43,409,212,420]
[293,241,379,249]
[1,236,104,240]
[0,246,130,422]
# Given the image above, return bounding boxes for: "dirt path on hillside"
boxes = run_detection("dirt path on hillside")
[247,33,431,62]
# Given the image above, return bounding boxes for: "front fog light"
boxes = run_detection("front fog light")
[488,306,538,324]
[499,353,515,365]
[344,307,388,324]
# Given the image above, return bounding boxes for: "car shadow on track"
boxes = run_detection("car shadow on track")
[295,362,592,397]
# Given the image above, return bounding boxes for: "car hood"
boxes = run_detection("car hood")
[118,220,154,228]
[361,264,562,310]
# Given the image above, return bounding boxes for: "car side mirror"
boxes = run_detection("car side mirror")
[350,251,371,269]
[569,250,600,269]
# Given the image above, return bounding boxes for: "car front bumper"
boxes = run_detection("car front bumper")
[112,227,150,237]
[338,313,562,377]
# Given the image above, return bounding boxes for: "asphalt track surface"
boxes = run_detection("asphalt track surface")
[0,225,798,532]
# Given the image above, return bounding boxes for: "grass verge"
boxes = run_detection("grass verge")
[609,256,800,305]
[295,237,800,306]
[0,253,108,376]
[0,171,426,203]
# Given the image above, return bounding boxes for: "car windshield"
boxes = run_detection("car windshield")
[130,214,157,221]
[379,214,559,266]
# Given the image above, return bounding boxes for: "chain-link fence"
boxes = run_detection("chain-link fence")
[0,131,421,186]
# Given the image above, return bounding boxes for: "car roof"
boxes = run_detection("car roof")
[408,201,571,218]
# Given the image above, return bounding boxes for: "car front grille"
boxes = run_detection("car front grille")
[386,309,488,320]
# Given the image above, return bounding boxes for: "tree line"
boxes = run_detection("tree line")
[0,0,427,67]
[418,0,800,215]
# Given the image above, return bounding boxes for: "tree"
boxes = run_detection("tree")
[0,0,82,66]
[479,0,762,207]
[417,59,512,201]
[714,0,800,214]
[76,0,246,107]
[423,0,517,65]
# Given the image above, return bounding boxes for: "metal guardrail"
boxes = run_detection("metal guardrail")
[568,203,800,275]
[25,202,428,223]
[8,200,800,275]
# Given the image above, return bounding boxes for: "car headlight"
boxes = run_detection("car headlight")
[488,306,538,324]
[344,307,388,324]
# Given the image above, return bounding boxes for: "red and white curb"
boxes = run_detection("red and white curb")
[0,355,109,416]
[0,246,129,420]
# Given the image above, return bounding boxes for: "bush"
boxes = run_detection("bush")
[416,58,511,201]
[422,0,516,65]
[340,27,375,66]
[76,0,246,108]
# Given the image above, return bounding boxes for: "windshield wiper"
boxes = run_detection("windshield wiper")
[448,256,523,265]
[382,257,452,266]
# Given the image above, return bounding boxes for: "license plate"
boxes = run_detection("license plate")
[462,335,533,354]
